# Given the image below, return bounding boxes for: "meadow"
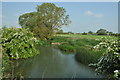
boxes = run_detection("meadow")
[51,34,118,65]
[55,34,117,40]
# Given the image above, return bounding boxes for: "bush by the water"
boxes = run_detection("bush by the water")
[2,27,38,59]
[89,38,120,79]
[1,27,39,76]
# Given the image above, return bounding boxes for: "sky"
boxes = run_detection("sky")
[2,2,118,33]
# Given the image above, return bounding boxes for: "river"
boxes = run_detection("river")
[10,47,103,78]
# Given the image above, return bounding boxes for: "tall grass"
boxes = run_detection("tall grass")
[52,35,107,64]
[58,43,76,52]
[75,47,105,65]
[52,38,100,53]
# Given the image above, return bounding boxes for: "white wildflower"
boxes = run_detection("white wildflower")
[114,52,119,56]
[114,70,118,73]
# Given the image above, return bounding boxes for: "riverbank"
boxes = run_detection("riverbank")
[51,35,100,64]
[51,34,117,65]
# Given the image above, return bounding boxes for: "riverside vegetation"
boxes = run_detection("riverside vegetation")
[51,34,120,79]
[1,27,38,77]
[1,27,119,79]
[1,3,120,79]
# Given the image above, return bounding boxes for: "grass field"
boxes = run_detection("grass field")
[55,34,118,40]
[52,34,118,64]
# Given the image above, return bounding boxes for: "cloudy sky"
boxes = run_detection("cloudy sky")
[2,2,118,33]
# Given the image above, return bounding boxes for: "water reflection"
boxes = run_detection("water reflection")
[11,47,103,78]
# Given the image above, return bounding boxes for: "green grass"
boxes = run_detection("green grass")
[52,34,118,53]
[51,36,69,43]
[55,34,117,40]
[52,35,101,53]
[75,47,105,65]
[58,43,76,52]
[51,34,117,64]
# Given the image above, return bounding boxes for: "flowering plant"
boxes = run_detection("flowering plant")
[2,27,38,59]
[1,27,39,77]
[89,37,120,79]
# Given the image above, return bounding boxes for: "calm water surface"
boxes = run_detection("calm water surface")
[11,47,103,78]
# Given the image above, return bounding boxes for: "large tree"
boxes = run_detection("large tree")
[19,3,71,40]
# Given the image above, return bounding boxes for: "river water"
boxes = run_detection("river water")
[11,47,103,78]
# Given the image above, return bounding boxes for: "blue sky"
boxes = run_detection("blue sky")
[2,2,118,33]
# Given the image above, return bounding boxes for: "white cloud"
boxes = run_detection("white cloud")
[85,11,94,16]
[85,10,104,18]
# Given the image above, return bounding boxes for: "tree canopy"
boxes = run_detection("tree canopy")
[88,31,93,34]
[19,3,71,40]
[96,29,107,35]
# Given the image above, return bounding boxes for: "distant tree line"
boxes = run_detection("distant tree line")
[56,29,120,36]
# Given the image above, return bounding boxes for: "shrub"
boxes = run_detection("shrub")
[1,27,39,77]
[89,38,120,79]
[2,27,38,59]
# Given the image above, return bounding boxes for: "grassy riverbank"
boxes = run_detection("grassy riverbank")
[52,34,116,53]
[51,34,117,64]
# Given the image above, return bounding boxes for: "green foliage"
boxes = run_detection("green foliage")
[88,31,93,35]
[52,35,101,53]
[18,12,37,30]
[1,27,39,77]
[75,47,105,64]
[36,40,50,46]
[82,32,87,35]
[58,43,76,52]
[52,35,105,65]
[53,35,119,79]
[36,40,45,45]
[2,52,10,74]
[19,3,71,40]
[56,29,63,34]
[96,29,107,35]
[2,27,38,59]
[89,38,120,79]
[33,26,54,40]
